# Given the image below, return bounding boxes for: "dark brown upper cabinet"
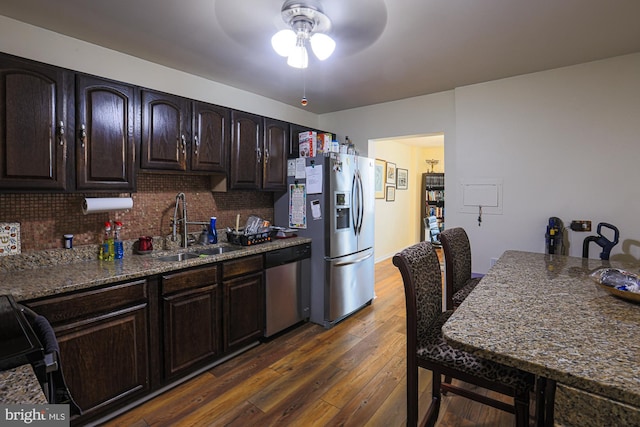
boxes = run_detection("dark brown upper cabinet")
[141,90,229,174]
[141,89,190,171]
[230,111,288,191]
[288,123,308,159]
[191,101,228,173]
[230,110,262,190]
[263,118,289,191]
[0,54,71,191]
[75,74,137,191]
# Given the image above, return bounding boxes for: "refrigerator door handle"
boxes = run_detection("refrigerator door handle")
[356,171,364,235]
[329,250,373,267]
[351,173,358,237]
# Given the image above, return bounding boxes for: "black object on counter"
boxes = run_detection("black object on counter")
[0,294,43,371]
[582,222,619,260]
[227,229,275,246]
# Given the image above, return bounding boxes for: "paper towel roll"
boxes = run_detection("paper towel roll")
[82,197,133,214]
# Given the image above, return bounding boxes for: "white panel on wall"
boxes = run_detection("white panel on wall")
[458,178,502,214]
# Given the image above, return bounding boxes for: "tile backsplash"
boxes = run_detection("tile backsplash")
[0,173,276,252]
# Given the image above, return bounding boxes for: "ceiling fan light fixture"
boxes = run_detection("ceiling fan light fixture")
[287,41,309,68]
[310,33,335,60]
[273,0,334,68]
[271,29,297,57]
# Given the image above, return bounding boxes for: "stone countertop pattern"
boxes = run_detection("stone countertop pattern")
[442,250,640,408]
[0,364,47,404]
[0,237,311,302]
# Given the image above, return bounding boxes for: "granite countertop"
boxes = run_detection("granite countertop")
[0,236,311,302]
[442,250,640,408]
[0,364,47,404]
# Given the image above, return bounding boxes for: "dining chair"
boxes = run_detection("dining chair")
[439,227,482,310]
[393,241,535,427]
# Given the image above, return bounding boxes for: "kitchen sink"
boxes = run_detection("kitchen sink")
[155,253,202,262]
[196,246,242,256]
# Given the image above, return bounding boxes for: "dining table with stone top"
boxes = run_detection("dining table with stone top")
[442,250,640,427]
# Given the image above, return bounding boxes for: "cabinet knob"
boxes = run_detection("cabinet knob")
[80,124,87,148]
[264,148,270,164]
[181,134,186,154]
[194,134,199,155]
[256,147,262,163]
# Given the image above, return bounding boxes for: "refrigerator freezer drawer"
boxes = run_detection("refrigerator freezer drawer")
[324,248,375,327]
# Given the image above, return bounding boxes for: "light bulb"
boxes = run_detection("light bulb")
[301,96,308,106]
[287,44,309,69]
[271,29,296,57]
[310,33,336,60]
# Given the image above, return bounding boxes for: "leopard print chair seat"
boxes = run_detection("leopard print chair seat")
[440,227,481,310]
[393,241,535,427]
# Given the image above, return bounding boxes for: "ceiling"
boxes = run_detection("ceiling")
[1,0,639,114]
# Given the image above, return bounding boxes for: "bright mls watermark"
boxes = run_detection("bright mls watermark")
[0,405,69,426]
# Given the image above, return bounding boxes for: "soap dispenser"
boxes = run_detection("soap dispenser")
[208,217,218,244]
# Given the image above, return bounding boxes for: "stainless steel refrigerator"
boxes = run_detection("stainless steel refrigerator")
[274,154,375,328]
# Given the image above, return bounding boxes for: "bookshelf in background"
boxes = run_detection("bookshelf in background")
[420,172,445,242]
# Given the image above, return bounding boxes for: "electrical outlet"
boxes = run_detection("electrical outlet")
[570,220,592,232]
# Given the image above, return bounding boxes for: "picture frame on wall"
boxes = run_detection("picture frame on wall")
[396,168,408,190]
[386,162,396,184]
[386,185,395,202]
[374,159,386,199]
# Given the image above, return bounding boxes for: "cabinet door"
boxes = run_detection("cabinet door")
[230,110,262,190]
[191,101,228,172]
[263,118,288,191]
[76,74,136,191]
[56,303,149,419]
[162,284,221,379]
[288,123,307,159]
[0,54,70,190]
[141,90,189,171]
[223,271,264,352]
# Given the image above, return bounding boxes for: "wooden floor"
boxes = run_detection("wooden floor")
[103,257,517,427]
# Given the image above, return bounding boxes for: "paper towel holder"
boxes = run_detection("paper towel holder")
[82,196,134,215]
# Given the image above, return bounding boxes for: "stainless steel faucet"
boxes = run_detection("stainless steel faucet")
[172,192,209,248]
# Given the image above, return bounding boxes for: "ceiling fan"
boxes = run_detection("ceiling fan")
[215,0,387,60]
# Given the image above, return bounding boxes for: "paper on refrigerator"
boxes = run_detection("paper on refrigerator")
[288,184,307,229]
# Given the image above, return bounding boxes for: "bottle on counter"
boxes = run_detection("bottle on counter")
[100,221,114,261]
[209,217,218,244]
[114,221,124,259]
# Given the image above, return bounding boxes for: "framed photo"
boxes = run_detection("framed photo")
[396,168,408,190]
[374,159,386,199]
[385,185,395,202]
[386,162,396,184]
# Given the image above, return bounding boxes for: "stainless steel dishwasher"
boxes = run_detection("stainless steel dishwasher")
[264,243,311,337]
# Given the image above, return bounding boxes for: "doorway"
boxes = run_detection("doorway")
[369,133,444,262]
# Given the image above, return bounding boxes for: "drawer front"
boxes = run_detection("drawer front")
[162,265,219,295]
[222,255,263,280]
[26,279,148,325]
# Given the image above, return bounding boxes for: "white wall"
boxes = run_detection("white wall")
[450,53,640,271]
[0,15,319,129]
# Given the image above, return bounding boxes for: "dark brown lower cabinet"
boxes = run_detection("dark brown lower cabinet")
[161,265,221,379]
[20,254,271,424]
[56,304,149,413]
[25,279,151,425]
[222,255,264,352]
